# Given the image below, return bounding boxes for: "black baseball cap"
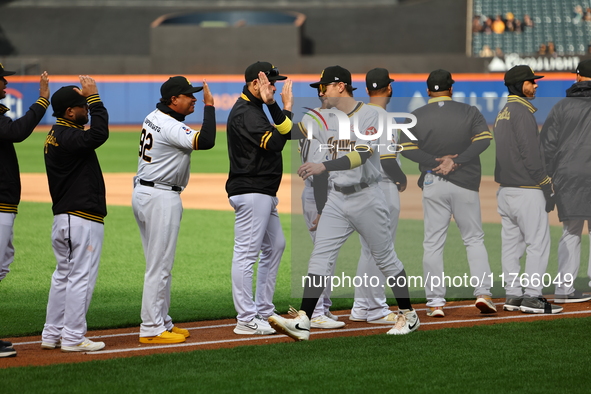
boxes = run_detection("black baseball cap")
[366,68,394,90]
[0,63,15,77]
[51,85,87,117]
[573,59,591,78]
[244,61,287,82]
[504,65,544,86]
[427,69,455,92]
[310,65,356,90]
[161,76,203,100]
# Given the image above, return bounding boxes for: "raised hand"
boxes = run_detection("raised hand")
[39,71,50,99]
[74,75,98,97]
[202,80,214,106]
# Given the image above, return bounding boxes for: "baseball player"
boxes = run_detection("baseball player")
[268,66,420,341]
[400,69,497,317]
[226,62,292,335]
[133,76,216,344]
[0,65,49,358]
[41,76,109,352]
[299,93,345,329]
[541,59,591,303]
[494,65,562,314]
[350,68,407,324]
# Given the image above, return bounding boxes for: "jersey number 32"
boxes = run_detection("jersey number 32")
[139,128,153,163]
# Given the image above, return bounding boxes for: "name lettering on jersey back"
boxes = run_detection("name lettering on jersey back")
[322,137,356,160]
[495,107,511,127]
[145,119,161,133]
[44,129,59,154]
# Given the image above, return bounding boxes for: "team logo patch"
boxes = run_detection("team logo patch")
[364,126,378,136]
[182,126,192,134]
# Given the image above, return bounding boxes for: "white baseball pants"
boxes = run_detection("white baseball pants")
[497,187,550,298]
[42,214,103,347]
[423,176,492,308]
[308,184,404,282]
[351,181,398,321]
[0,212,15,281]
[133,185,182,337]
[556,219,591,295]
[230,193,285,323]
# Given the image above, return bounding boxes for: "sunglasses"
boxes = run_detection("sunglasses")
[264,67,279,78]
[319,82,338,94]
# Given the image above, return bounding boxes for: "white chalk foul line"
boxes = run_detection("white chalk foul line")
[87,309,591,355]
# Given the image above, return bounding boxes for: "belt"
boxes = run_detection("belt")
[139,179,182,192]
[334,182,369,195]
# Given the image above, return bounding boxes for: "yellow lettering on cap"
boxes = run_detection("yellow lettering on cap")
[186,77,192,86]
[320,70,325,78]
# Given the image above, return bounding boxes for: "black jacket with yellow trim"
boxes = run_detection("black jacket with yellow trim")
[400,96,491,192]
[226,86,292,197]
[0,97,49,211]
[493,95,550,188]
[44,94,109,220]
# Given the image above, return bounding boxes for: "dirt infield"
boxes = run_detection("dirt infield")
[20,173,562,226]
[2,300,590,369]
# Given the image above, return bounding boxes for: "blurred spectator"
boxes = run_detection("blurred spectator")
[523,14,534,29]
[547,41,557,57]
[479,44,494,57]
[473,15,484,33]
[574,5,584,24]
[514,19,523,33]
[483,16,493,34]
[495,47,505,57]
[505,12,516,32]
[492,14,506,34]
[584,7,591,22]
[538,43,547,55]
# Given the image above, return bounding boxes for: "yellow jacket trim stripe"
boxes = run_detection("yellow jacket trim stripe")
[346,151,362,168]
[56,118,84,129]
[66,211,105,224]
[86,94,101,105]
[240,93,250,102]
[0,203,18,214]
[275,116,293,135]
[381,154,397,160]
[36,97,50,109]
[507,95,537,113]
[260,131,272,149]
[539,176,551,186]
[428,96,453,104]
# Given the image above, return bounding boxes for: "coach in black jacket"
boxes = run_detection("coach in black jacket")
[0,65,49,359]
[541,60,591,303]
[41,76,110,352]
[226,62,293,336]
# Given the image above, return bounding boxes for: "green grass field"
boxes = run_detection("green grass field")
[2,128,590,392]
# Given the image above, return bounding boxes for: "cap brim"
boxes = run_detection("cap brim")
[533,75,544,79]
[182,86,204,94]
[269,75,288,81]
[0,71,16,77]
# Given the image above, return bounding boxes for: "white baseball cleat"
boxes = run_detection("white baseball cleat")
[310,314,345,329]
[368,312,398,325]
[61,338,105,352]
[41,340,61,349]
[268,307,311,341]
[234,315,276,335]
[386,310,420,335]
[325,311,339,321]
